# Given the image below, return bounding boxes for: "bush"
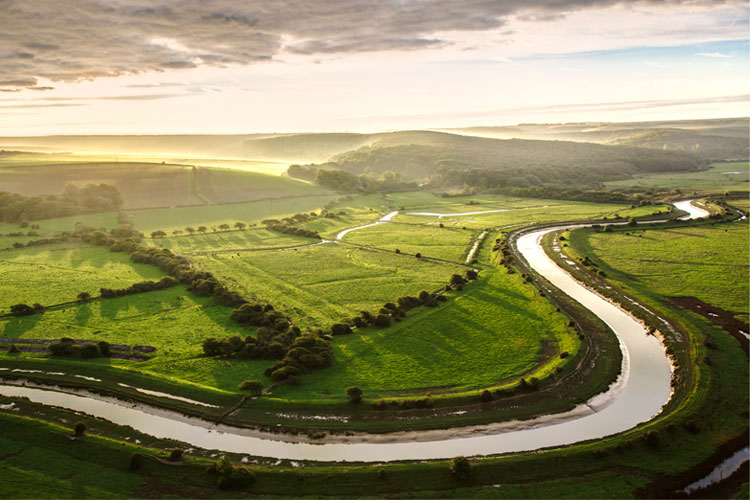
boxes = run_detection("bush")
[74,422,86,437]
[7,344,20,354]
[346,386,363,404]
[10,303,35,316]
[79,343,101,359]
[331,323,353,335]
[373,314,391,327]
[129,452,144,470]
[238,380,264,396]
[450,456,471,479]
[479,389,493,402]
[168,449,183,461]
[97,341,111,356]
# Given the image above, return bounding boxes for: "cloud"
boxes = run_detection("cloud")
[696,51,732,58]
[0,0,744,89]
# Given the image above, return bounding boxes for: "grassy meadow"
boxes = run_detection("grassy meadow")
[571,222,749,322]
[145,228,315,254]
[605,161,750,193]
[0,244,166,310]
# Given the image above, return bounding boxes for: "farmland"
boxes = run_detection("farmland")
[605,161,750,193]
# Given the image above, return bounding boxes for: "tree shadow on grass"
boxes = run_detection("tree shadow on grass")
[1,313,43,337]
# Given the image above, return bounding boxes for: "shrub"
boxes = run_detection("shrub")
[479,389,493,402]
[331,323,353,335]
[373,314,391,327]
[450,456,471,479]
[168,449,183,461]
[10,303,35,316]
[378,468,386,480]
[97,341,111,356]
[346,386,363,404]
[79,343,101,359]
[7,344,20,354]
[77,292,91,301]
[238,380,264,396]
[129,452,144,470]
[74,422,86,437]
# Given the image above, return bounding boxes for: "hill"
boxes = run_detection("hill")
[442,117,749,160]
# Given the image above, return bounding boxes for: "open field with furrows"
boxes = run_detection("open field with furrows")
[605,161,750,192]
[193,167,328,204]
[571,223,749,322]
[275,266,578,400]
[0,244,166,310]
[341,223,475,262]
[193,242,466,329]
[125,194,337,233]
[145,228,316,254]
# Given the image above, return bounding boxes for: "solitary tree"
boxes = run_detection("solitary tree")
[238,380,264,396]
[74,422,87,437]
[346,386,363,404]
[450,456,471,479]
[219,223,230,231]
[234,222,247,230]
[185,227,196,235]
[197,226,208,234]
[77,292,91,302]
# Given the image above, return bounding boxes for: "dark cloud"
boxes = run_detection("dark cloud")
[0,0,739,89]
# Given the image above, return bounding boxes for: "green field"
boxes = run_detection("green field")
[0,244,166,310]
[193,242,466,329]
[0,212,119,235]
[342,223,475,262]
[571,223,749,322]
[605,161,750,192]
[277,266,577,399]
[145,228,315,254]
[126,194,336,233]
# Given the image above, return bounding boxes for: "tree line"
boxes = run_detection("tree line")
[0,184,123,223]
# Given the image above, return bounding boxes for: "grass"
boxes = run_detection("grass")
[341,223,475,262]
[145,228,314,254]
[194,167,328,203]
[572,222,749,322]
[606,161,750,193]
[273,265,577,400]
[0,244,166,310]
[126,194,336,233]
[0,212,119,235]
[193,242,466,329]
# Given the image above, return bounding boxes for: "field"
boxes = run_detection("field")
[605,161,750,193]
[145,228,316,254]
[0,244,166,310]
[571,223,749,322]
[277,266,577,399]
[193,242,467,329]
[125,194,336,233]
[0,156,330,210]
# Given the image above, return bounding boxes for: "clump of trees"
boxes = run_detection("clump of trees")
[238,380,264,395]
[9,303,42,316]
[450,456,471,480]
[99,277,177,298]
[0,184,123,223]
[261,217,321,239]
[48,338,111,359]
[208,456,255,490]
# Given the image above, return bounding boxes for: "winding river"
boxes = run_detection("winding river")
[0,201,713,462]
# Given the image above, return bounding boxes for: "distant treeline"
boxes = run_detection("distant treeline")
[287,165,418,193]
[0,184,123,223]
[288,139,704,195]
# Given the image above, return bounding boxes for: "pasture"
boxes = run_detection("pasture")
[571,223,749,322]
[145,228,315,254]
[605,161,750,192]
[193,242,465,329]
[0,244,166,310]
[275,266,578,400]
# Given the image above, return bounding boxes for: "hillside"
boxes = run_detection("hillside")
[305,132,704,189]
[0,158,329,210]
[442,117,749,159]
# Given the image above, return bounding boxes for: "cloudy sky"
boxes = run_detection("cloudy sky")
[1,0,748,135]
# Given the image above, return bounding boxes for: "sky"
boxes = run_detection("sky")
[0,0,748,135]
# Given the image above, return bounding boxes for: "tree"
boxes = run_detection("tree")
[168,449,183,461]
[234,222,246,230]
[450,456,471,479]
[331,323,353,335]
[238,380,264,396]
[627,217,637,226]
[185,226,196,235]
[10,303,35,316]
[172,229,183,236]
[479,389,493,402]
[77,291,91,302]
[197,226,208,234]
[74,422,86,437]
[150,230,166,238]
[7,344,20,354]
[219,223,230,230]
[346,386,363,404]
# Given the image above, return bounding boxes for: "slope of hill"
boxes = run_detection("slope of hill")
[442,118,749,159]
